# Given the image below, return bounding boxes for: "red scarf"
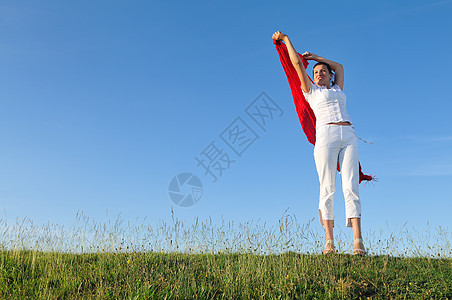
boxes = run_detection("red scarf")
[273,39,373,183]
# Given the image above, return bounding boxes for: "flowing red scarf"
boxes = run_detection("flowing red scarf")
[273,39,373,183]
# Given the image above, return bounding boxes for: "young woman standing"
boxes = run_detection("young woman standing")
[272,31,366,255]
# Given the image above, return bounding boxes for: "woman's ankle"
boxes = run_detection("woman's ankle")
[325,239,335,249]
[353,238,365,249]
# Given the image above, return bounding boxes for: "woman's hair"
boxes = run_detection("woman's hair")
[313,62,335,84]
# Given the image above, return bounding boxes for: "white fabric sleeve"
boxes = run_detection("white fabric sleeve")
[302,82,317,104]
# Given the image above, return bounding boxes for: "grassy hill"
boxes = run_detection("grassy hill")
[1,214,450,299]
[1,250,451,299]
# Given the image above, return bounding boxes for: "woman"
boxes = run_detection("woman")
[272,31,366,255]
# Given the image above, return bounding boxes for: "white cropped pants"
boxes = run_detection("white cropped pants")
[314,125,361,227]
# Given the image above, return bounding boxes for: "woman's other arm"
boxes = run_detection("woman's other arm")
[302,52,344,90]
[272,31,311,93]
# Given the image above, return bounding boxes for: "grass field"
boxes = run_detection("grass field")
[0,213,450,299]
[1,250,451,299]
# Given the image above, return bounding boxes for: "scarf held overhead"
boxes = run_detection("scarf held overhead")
[273,39,373,183]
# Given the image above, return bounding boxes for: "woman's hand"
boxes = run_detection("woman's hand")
[301,51,319,61]
[272,31,287,41]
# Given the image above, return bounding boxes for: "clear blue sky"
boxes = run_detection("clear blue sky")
[1,0,451,239]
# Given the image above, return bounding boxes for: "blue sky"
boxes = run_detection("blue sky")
[1,0,451,240]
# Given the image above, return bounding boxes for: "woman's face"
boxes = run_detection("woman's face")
[313,65,333,87]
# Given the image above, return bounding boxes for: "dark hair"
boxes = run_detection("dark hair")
[313,62,335,84]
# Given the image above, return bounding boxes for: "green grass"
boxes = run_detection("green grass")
[0,250,451,299]
[0,213,451,299]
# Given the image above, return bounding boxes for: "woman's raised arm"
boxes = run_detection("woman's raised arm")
[272,31,311,93]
